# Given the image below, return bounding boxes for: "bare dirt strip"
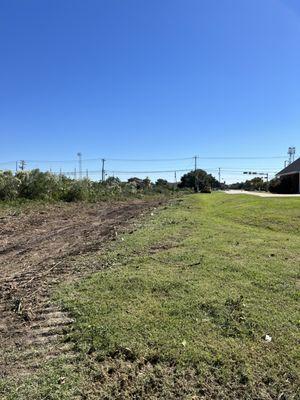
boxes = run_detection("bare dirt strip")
[0,199,162,378]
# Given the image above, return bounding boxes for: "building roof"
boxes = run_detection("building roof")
[277,157,300,176]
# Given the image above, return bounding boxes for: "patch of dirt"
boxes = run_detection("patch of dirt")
[0,199,163,378]
[149,242,180,254]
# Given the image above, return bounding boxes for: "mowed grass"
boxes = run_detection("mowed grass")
[1,193,300,399]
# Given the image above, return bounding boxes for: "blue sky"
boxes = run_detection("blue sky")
[1,0,299,182]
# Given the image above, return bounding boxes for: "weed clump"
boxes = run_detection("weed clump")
[199,296,257,338]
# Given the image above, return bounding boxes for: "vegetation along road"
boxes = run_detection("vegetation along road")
[1,193,299,399]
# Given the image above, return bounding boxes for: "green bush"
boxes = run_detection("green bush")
[17,169,63,200]
[0,169,177,203]
[0,171,20,200]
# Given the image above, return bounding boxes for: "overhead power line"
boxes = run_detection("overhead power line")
[105,169,192,174]
[0,161,21,165]
[54,168,277,175]
[13,155,288,164]
[23,157,193,163]
[25,159,79,163]
[196,156,286,160]
[106,157,193,162]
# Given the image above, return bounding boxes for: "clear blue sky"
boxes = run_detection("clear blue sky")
[1,0,299,182]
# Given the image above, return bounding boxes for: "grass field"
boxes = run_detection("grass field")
[1,193,299,399]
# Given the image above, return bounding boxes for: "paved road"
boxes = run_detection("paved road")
[225,190,300,197]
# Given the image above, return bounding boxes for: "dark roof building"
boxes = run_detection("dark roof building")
[276,157,300,193]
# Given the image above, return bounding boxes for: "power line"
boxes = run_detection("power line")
[25,159,78,163]
[1,165,278,175]
[0,161,21,165]
[106,157,193,162]
[61,168,193,175]
[12,155,288,164]
[196,156,286,160]
[5,167,277,175]
[23,157,193,163]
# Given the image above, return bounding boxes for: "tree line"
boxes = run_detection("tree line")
[0,168,221,202]
[0,168,289,202]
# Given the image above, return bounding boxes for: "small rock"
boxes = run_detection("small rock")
[263,334,272,342]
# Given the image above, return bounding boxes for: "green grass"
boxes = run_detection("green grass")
[1,193,299,399]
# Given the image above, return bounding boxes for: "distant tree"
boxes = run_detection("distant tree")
[128,177,143,189]
[228,177,267,192]
[155,178,169,187]
[127,177,152,190]
[228,182,243,190]
[142,177,152,189]
[178,169,220,192]
[105,176,121,185]
[244,177,267,191]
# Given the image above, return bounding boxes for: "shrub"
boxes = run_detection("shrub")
[61,179,94,202]
[0,171,20,200]
[17,170,62,200]
[0,169,177,203]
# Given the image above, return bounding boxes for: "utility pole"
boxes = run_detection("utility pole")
[74,168,77,180]
[19,160,26,170]
[15,161,18,172]
[174,171,177,183]
[101,158,106,182]
[194,155,197,171]
[77,152,82,179]
[218,167,221,183]
[193,156,199,192]
[86,169,89,178]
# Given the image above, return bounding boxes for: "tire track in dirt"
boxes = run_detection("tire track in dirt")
[0,199,163,378]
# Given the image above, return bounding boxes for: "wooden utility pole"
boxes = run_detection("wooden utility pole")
[194,156,199,192]
[77,152,82,180]
[101,159,106,182]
